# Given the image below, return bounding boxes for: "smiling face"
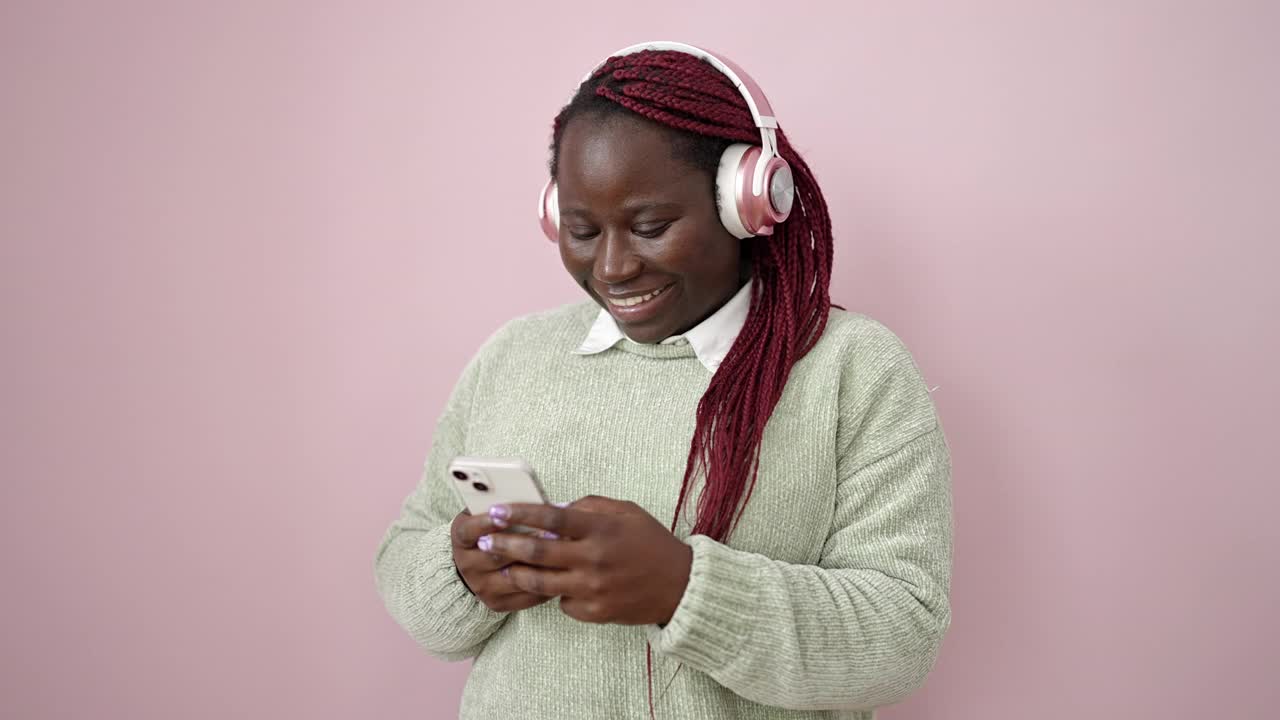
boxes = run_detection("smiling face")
[555,112,744,344]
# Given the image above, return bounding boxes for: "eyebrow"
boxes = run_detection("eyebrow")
[559,201,683,219]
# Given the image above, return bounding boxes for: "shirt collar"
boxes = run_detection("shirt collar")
[571,279,753,373]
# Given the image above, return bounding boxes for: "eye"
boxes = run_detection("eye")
[567,227,598,241]
[632,222,672,239]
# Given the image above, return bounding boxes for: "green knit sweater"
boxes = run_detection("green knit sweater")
[374,299,953,719]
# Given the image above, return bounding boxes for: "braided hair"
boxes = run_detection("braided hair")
[549,49,835,544]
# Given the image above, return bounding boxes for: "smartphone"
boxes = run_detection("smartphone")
[447,456,549,534]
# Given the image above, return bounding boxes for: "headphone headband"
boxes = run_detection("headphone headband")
[582,41,781,162]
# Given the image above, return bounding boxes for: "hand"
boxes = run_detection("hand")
[477,495,693,626]
[450,509,556,613]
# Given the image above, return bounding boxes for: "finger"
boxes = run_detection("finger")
[451,511,507,548]
[559,595,608,624]
[459,561,532,598]
[487,502,602,540]
[495,563,557,598]
[566,495,620,513]
[478,529,581,569]
[455,547,513,574]
[566,495,642,515]
[487,590,554,612]
[505,564,580,597]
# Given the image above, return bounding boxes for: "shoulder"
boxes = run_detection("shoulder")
[806,307,942,462]
[806,307,924,379]
[471,298,600,364]
[438,299,598,414]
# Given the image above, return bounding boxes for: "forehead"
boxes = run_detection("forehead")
[556,114,704,208]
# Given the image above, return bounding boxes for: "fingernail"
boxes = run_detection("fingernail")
[553,501,570,508]
[539,530,559,540]
[501,567,510,577]
[477,534,492,552]
[488,505,508,528]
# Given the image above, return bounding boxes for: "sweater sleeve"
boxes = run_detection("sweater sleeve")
[644,329,954,711]
[373,340,511,662]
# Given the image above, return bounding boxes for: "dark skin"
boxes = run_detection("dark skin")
[449,112,746,624]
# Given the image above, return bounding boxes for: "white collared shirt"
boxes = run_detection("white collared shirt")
[571,279,753,373]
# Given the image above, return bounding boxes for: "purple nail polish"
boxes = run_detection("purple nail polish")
[539,530,559,540]
[501,567,510,578]
[477,534,492,552]
[553,501,570,508]
[489,505,510,520]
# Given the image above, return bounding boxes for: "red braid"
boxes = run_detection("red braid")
[551,49,835,719]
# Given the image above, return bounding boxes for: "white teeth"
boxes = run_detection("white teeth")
[607,284,667,307]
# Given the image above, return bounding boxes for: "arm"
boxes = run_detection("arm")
[645,333,954,711]
[373,346,510,662]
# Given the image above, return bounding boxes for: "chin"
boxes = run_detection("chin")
[614,318,664,344]
[626,328,667,344]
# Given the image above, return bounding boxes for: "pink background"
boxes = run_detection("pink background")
[3,1,1277,718]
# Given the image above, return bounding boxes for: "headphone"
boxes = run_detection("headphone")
[538,40,795,243]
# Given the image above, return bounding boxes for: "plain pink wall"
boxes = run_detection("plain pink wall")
[3,1,1277,718]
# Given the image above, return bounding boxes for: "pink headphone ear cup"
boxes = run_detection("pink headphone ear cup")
[538,178,559,242]
[762,156,794,223]
[716,144,793,238]
[716,143,754,239]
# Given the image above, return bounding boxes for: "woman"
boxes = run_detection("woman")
[375,42,953,720]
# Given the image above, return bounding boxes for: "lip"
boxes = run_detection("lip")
[600,282,676,325]
[602,285,669,300]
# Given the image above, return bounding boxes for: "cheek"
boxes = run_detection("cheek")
[558,240,590,277]
[660,227,737,282]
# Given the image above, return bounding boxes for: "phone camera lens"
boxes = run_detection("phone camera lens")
[471,482,489,493]
[452,470,468,481]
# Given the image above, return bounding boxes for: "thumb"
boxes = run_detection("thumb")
[561,494,636,514]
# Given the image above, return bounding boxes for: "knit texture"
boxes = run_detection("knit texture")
[374,299,953,719]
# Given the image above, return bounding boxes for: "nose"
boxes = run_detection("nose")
[593,229,643,284]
